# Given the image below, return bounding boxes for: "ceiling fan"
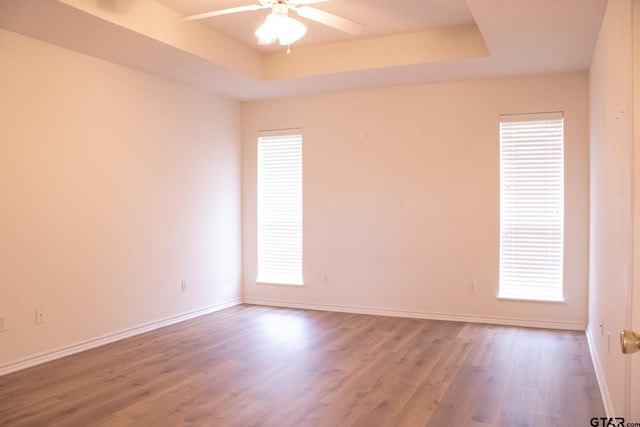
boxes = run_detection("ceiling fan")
[183,0,365,46]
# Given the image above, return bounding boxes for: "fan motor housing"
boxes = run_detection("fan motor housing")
[272,3,289,16]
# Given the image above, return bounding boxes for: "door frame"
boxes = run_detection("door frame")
[630,1,640,418]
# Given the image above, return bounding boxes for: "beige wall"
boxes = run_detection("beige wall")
[588,0,634,417]
[242,72,590,328]
[0,29,242,369]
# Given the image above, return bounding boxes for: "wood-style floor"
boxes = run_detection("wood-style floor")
[1,304,604,426]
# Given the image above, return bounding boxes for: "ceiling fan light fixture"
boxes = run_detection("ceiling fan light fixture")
[278,16,307,45]
[255,11,307,46]
[255,13,280,44]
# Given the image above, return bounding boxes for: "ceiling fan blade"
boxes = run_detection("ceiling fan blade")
[183,5,268,21]
[295,6,364,34]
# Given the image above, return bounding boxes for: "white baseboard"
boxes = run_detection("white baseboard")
[0,298,242,377]
[586,324,615,417]
[242,297,586,331]
[1,297,587,378]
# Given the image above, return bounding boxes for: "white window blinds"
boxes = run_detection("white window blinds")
[499,113,564,302]
[257,129,303,285]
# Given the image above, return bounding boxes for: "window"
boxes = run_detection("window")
[499,112,564,302]
[257,129,303,285]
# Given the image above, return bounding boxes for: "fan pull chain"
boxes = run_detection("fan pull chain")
[287,45,291,54]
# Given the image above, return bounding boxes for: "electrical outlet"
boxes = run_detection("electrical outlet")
[181,280,188,292]
[36,308,45,324]
[0,314,6,332]
[322,274,328,284]
[468,281,477,293]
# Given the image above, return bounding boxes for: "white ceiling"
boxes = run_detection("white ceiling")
[154,0,477,51]
[0,0,606,101]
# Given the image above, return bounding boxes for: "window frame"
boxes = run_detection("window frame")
[498,112,565,303]
[256,129,304,286]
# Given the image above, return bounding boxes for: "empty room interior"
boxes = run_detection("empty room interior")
[1,0,640,425]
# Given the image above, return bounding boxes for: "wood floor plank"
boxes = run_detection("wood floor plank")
[0,305,605,426]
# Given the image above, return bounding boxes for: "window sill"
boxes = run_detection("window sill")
[497,295,566,304]
[257,279,304,287]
